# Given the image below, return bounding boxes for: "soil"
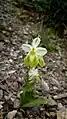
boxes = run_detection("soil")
[0,0,67,119]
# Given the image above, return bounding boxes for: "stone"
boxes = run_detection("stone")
[8,70,16,74]
[31,107,40,115]
[45,112,50,117]
[14,99,20,108]
[65,71,67,77]
[0,42,4,51]
[50,77,60,87]
[0,111,3,119]
[0,90,3,100]
[23,29,28,35]
[53,86,58,90]
[53,93,67,100]
[0,101,4,109]
[9,59,13,63]
[15,112,24,119]
[50,112,56,118]
[41,79,49,91]
[58,103,64,110]
[40,107,45,111]
[57,109,67,119]
[0,104,3,110]
[7,110,17,119]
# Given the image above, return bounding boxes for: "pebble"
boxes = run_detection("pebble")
[15,112,24,119]
[49,112,56,118]
[58,103,64,110]
[50,77,60,87]
[0,101,4,110]
[14,98,20,108]
[53,86,58,90]
[31,107,40,115]
[9,59,13,63]
[23,29,28,35]
[7,110,17,119]
[41,79,49,91]
[0,42,4,51]
[0,104,3,110]
[53,93,67,100]
[0,90,3,100]
[65,71,67,77]
[7,70,16,74]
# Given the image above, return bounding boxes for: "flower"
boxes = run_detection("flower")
[22,37,47,67]
[28,68,40,83]
[22,37,47,56]
[29,68,39,79]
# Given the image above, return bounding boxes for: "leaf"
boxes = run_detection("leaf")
[20,91,34,105]
[20,85,35,105]
[32,37,41,48]
[36,47,47,56]
[38,56,45,67]
[22,44,32,52]
[22,98,56,107]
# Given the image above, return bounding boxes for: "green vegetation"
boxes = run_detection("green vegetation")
[15,0,67,37]
[40,27,57,52]
[20,37,55,107]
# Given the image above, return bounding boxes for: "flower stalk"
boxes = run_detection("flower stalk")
[20,37,47,106]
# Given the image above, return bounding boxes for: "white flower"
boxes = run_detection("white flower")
[22,37,47,56]
[28,68,39,80]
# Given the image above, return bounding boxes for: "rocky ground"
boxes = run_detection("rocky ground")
[0,0,67,119]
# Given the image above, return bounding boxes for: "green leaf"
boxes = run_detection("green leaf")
[20,85,35,105]
[22,98,56,107]
[38,56,45,67]
[20,91,35,105]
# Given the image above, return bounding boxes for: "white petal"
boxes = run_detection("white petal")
[22,44,32,52]
[29,68,38,77]
[32,37,41,48]
[36,47,47,56]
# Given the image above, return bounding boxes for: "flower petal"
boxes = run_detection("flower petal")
[36,47,47,56]
[29,68,38,77]
[32,37,41,48]
[22,44,32,52]
[38,56,45,67]
[28,68,39,81]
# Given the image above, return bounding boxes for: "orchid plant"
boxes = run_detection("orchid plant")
[20,37,48,107]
